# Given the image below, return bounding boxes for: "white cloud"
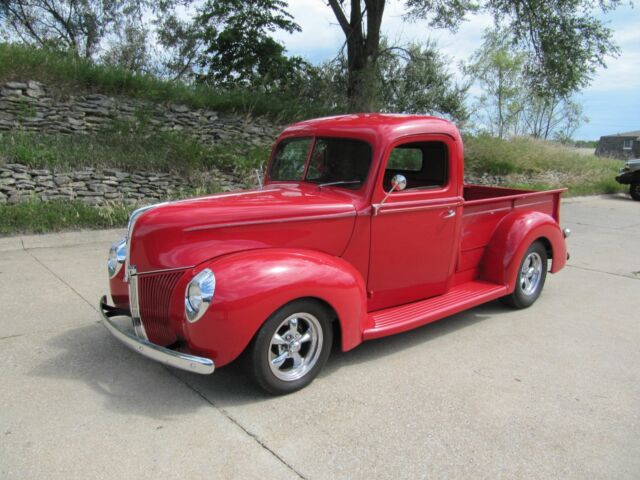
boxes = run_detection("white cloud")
[272,1,344,61]
[585,19,640,92]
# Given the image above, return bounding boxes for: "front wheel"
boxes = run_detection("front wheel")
[500,241,548,309]
[247,299,333,395]
[630,183,640,201]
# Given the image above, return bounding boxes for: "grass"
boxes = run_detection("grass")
[0,126,270,179]
[464,134,626,196]
[0,43,331,121]
[0,200,130,235]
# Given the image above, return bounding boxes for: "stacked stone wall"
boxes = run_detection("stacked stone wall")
[0,81,281,145]
[0,80,279,205]
[0,162,242,205]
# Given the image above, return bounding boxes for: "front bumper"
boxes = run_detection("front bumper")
[99,295,215,374]
[616,171,640,185]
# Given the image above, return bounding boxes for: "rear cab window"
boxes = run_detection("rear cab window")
[384,141,448,191]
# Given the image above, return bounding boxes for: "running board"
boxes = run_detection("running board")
[364,281,508,340]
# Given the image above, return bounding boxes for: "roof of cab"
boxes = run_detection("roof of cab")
[280,114,460,144]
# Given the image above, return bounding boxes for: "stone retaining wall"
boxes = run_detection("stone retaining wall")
[0,162,243,205]
[0,81,281,146]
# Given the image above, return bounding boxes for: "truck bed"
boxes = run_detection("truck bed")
[458,184,566,282]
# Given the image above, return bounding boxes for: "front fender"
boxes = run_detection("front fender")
[481,210,567,290]
[183,248,367,367]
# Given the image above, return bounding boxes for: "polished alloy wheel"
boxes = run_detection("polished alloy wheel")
[520,252,543,296]
[268,312,323,381]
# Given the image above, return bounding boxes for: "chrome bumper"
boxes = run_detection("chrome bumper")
[99,295,215,375]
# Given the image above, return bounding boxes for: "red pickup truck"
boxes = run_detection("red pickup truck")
[101,114,570,394]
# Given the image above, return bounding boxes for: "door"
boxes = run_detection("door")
[367,137,461,311]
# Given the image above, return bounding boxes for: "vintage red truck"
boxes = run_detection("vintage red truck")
[101,114,570,395]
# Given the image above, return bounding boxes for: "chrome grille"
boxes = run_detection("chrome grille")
[136,270,183,346]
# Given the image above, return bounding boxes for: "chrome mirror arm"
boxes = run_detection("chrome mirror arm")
[374,174,407,216]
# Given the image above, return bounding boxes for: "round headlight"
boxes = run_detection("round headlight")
[107,238,127,278]
[185,268,215,323]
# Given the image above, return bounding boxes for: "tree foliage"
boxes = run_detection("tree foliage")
[154,0,308,91]
[327,0,620,112]
[0,0,147,58]
[467,29,587,140]
[466,29,525,138]
[301,39,467,121]
[377,41,468,120]
[195,0,304,89]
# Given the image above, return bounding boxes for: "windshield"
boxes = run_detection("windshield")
[269,137,372,189]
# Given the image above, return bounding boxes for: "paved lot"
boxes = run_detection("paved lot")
[1,195,639,479]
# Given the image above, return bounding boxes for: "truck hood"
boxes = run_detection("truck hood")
[129,184,358,273]
[624,159,640,172]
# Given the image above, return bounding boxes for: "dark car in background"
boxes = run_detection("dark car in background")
[616,159,640,201]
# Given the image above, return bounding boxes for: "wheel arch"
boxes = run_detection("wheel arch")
[183,248,367,367]
[480,210,567,290]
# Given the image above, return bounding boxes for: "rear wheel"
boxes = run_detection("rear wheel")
[630,183,640,201]
[500,241,548,309]
[247,299,333,395]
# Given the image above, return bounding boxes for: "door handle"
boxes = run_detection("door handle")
[442,209,456,218]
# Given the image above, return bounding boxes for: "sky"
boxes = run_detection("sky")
[273,1,640,140]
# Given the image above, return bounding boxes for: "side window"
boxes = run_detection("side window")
[270,137,312,181]
[384,141,448,191]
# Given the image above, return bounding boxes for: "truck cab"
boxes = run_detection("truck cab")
[101,114,569,395]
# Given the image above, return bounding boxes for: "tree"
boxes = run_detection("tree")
[522,94,586,141]
[101,21,150,72]
[377,41,468,120]
[195,0,306,90]
[155,0,307,90]
[326,0,620,112]
[303,39,467,121]
[467,28,588,140]
[0,0,147,58]
[466,29,526,139]
[155,12,204,81]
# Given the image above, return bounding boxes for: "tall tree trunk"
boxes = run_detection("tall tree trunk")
[328,0,385,112]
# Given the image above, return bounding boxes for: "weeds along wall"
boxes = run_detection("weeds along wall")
[0,81,280,145]
[0,80,281,205]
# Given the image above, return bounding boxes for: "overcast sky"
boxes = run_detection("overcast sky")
[273,1,639,140]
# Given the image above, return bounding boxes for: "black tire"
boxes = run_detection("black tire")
[630,183,640,201]
[500,240,548,309]
[247,299,333,395]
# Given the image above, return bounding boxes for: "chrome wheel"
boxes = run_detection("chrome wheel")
[520,252,543,296]
[268,312,323,382]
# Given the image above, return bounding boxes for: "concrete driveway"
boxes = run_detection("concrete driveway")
[1,195,639,479]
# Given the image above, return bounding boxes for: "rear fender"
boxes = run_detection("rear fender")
[183,248,367,367]
[481,210,567,290]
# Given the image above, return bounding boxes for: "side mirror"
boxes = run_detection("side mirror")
[376,174,407,215]
[390,174,407,192]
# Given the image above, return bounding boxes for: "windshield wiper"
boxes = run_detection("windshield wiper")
[317,180,362,188]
